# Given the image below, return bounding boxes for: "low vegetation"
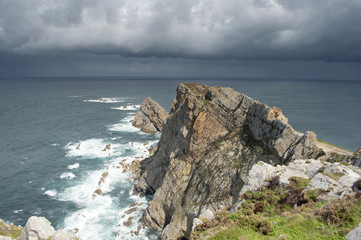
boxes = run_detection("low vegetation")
[192,177,361,240]
[0,220,23,239]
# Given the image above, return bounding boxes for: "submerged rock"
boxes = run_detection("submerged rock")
[135,83,324,239]
[132,97,168,133]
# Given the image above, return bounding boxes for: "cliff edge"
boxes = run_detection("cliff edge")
[135,83,324,239]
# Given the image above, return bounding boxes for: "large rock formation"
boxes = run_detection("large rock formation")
[18,216,75,240]
[240,159,361,199]
[132,97,168,133]
[135,83,324,239]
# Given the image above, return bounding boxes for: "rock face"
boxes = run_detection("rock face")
[132,97,169,133]
[18,216,55,240]
[240,159,361,199]
[18,216,75,240]
[135,83,324,239]
[346,148,361,167]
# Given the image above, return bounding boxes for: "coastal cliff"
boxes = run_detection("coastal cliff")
[135,83,324,239]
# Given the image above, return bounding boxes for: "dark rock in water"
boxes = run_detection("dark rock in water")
[132,97,168,133]
[134,83,324,239]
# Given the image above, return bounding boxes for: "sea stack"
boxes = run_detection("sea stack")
[135,83,324,239]
[132,97,169,133]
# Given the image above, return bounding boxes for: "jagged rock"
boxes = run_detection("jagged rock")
[278,159,323,186]
[135,83,323,239]
[346,148,361,167]
[306,162,361,198]
[18,216,55,240]
[240,159,323,194]
[199,210,214,221]
[102,144,111,151]
[132,97,168,133]
[240,162,285,194]
[346,222,361,240]
[51,230,74,240]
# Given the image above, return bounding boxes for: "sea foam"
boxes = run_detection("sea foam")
[44,190,57,197]
[60,172,76,179]
[83,98,126,103]
[67,163,80,169]
[65,138,123,159]
[111,105,140,111]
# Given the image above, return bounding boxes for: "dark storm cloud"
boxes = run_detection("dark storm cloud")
[0,0,361,62]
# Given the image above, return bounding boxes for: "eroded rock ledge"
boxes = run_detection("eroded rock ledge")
[134,83,324,239]
[132,97,168,133]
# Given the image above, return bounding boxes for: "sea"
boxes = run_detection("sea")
[0,77,360,239]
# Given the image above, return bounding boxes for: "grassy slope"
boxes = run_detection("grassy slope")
[193,177,361,240]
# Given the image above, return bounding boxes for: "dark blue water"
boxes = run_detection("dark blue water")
[0,77,360,239]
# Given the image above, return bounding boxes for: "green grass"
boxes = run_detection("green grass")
[321,172,345,181]
[0,220,23,239]
[193,184,361,240]
[211,214,342,240]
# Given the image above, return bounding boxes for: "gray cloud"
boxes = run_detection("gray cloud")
[0,0,361,62]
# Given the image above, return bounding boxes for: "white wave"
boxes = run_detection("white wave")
[69,95,81,98]
[65,139,123,159]
[59,134,160,239]
[50,143,60,146]
[111,105,140,111]
[67,163,80,169]
[83,98,125,103]
[44,190,57,197]
[58,167,133,240]
[13,209,23,214]
[108,115,140,133]
[60,172,76,180]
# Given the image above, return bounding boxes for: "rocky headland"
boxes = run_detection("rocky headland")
[2,83,360,240]
[131,97,169,133]
[133,83,361,239]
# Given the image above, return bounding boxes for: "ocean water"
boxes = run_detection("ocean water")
[0,77,360,239]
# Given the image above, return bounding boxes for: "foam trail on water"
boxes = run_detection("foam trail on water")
[108,115,141,133]
[58,139,159,240]
[67,163,80,169]
[65,138,123,159]
[60,172,76,179]
[112,105,140,111]
[44,190,57,197]
[83,97,126,103]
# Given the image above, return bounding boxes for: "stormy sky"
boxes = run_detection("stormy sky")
[0,0,361,79]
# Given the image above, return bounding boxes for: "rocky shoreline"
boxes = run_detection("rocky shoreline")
[1,83,360,240]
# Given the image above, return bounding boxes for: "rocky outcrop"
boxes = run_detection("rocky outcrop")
[345,148,361,167]
[240,159,361,199]
[18,216,55,240]
[18,216,75,240]
[131,97,168,133]
[135,83,324,239]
